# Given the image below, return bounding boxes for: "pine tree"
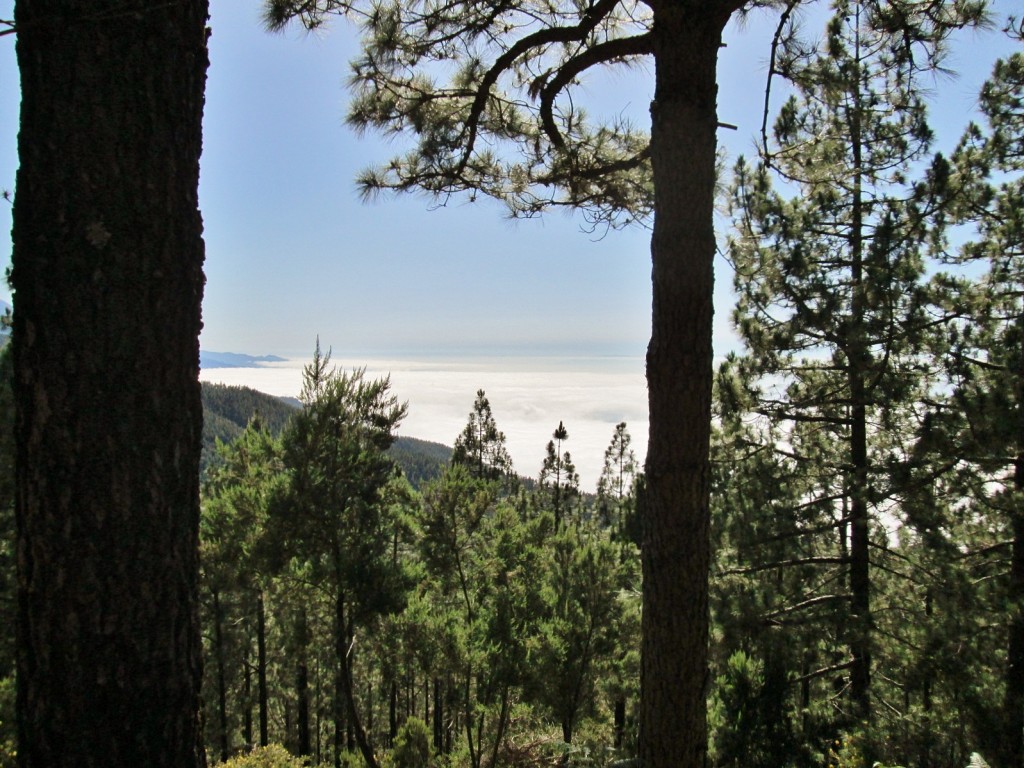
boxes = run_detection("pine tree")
[420,466,547,768]
[201,416,287,758]
[539,421,581,530]
[725,0,982,742]
[596,422,639,539]
[922,47,1024,768]
[271,345,411,768]
[525,523,631,747]
[711,368,845,765]
[451,390,514,483]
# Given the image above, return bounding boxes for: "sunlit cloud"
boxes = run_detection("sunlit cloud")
[199,354,648,491]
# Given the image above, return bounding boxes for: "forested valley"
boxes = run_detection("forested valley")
[4,2,1024,768]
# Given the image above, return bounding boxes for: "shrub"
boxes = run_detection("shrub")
[388,717,431,768]
[222,744,307,768]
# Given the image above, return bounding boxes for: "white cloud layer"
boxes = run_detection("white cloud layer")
[200,355,648,491]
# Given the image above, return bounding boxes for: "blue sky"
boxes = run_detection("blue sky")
[0,1,1018,360]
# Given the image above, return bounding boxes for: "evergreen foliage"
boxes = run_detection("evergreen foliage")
[451,390,514,483]
[387,717,431,768]
[201,383,298,475]
[388,437,452,490]
[203,383,298,436]
[193,352,645,767]
[917,47,1024,768]
[538,421,581,529]
[596,422,639,540]
[222,744,309,768]
[718,4,988,762]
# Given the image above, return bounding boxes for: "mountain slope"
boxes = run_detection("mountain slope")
[200,382,452,487]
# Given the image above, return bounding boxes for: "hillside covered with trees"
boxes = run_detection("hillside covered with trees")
[200,382,452,486]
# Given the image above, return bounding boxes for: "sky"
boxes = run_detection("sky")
[0,1,1018,485]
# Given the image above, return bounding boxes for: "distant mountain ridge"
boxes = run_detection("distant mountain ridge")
[200,350,288,369]
[200,381,452,487]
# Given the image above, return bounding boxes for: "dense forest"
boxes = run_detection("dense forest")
[4,2,1024,768]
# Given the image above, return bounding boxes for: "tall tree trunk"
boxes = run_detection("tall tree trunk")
[213,589,230,763]
[613,695,626,750]
[1007,502,1024,768]
[921,590,933,768]
[847,43,872,724]
[316,656,324,764]
[463,664,480,768]
[641,3,736,767]
[244,657,254,748]
[257,591,269,747]
[12,2,209,766]
[335,587,378,768]
[296,607,312,758]
[433,677,444,754]
[390,680,398,747]
[334,658,345,768]
[297,659,312,757]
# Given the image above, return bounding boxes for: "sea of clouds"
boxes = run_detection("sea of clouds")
[199,355,649,491]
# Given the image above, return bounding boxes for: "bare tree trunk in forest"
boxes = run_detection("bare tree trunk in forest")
[296,608,312,758]
[613,696,626,750]
[849,384,872,724]
[335,585,378,768]
[298,659,312,757]
[847,67,872,725]
[258,591,270,747]
[12,2,209,766]
[1006,502,1024,768]
[921,591,933,768]
[641,4,738,768]
[433,677,444,753]
[390,680,398,746]
[213,590,230,763]
[463,666,480,768]
[316,657,324,763]
[334,659,346,768]
[244,657,254,747]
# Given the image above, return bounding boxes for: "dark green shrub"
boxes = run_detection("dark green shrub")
[221,744,307,768]
[388,716,431,768]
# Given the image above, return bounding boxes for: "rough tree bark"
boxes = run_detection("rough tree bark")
[641,3,740,767]
[12,2,209,766]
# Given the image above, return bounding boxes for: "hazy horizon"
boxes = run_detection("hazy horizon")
[200,351,648,492]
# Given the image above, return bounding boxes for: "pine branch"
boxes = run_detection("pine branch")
[764,593,850,621]
[534,31,654,149]
[787,659,855,687]
[456,0,623,177]
[760,0,801,167]
[718,555,848,577]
